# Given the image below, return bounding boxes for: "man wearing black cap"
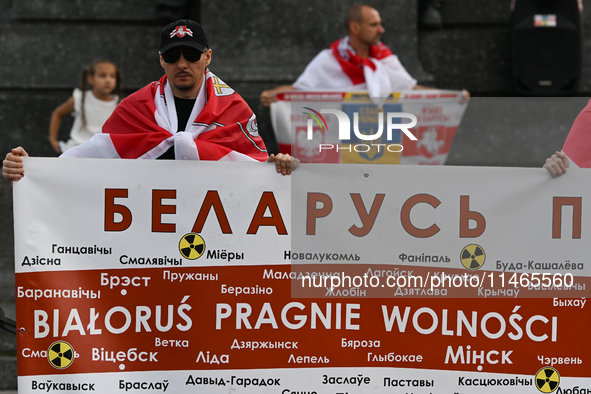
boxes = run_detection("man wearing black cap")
[3,20,298,181]
[159,20,210,100]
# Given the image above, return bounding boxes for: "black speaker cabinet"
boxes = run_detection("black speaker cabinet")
[511,0,583,95]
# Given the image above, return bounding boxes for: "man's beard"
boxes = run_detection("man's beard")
[173,81,195,91]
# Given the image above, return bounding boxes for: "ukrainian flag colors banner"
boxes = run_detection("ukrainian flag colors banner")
[270,90,468,165]
[13,158,590,393]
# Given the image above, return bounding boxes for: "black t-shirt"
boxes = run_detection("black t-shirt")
[157,96,196,160]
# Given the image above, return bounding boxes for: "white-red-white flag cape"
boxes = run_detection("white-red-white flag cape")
[61,71,267,162]
[293,37,417,98]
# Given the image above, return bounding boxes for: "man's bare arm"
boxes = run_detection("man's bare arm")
[260,85,295,107]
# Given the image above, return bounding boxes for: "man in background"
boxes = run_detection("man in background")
[260,4,438,107]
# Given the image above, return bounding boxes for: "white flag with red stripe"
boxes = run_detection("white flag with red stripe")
[61,71,267,162]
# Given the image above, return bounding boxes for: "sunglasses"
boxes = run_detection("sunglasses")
[162,48,204,63]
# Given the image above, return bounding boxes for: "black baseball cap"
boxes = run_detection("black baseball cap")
[159,19,208,54]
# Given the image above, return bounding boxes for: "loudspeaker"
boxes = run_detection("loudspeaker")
[511,0,583,95]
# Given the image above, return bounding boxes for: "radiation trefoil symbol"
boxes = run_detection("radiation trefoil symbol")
[179,233,206,260]
[535,367,560,393]
[48,341,74,369]
[460,244,486,270]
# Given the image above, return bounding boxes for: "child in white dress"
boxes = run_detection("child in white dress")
[49,59,122,154]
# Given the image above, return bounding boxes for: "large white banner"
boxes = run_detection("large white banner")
[13,158,590,394]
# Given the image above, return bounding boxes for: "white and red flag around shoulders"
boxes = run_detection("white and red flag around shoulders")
[62,71,267,162]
